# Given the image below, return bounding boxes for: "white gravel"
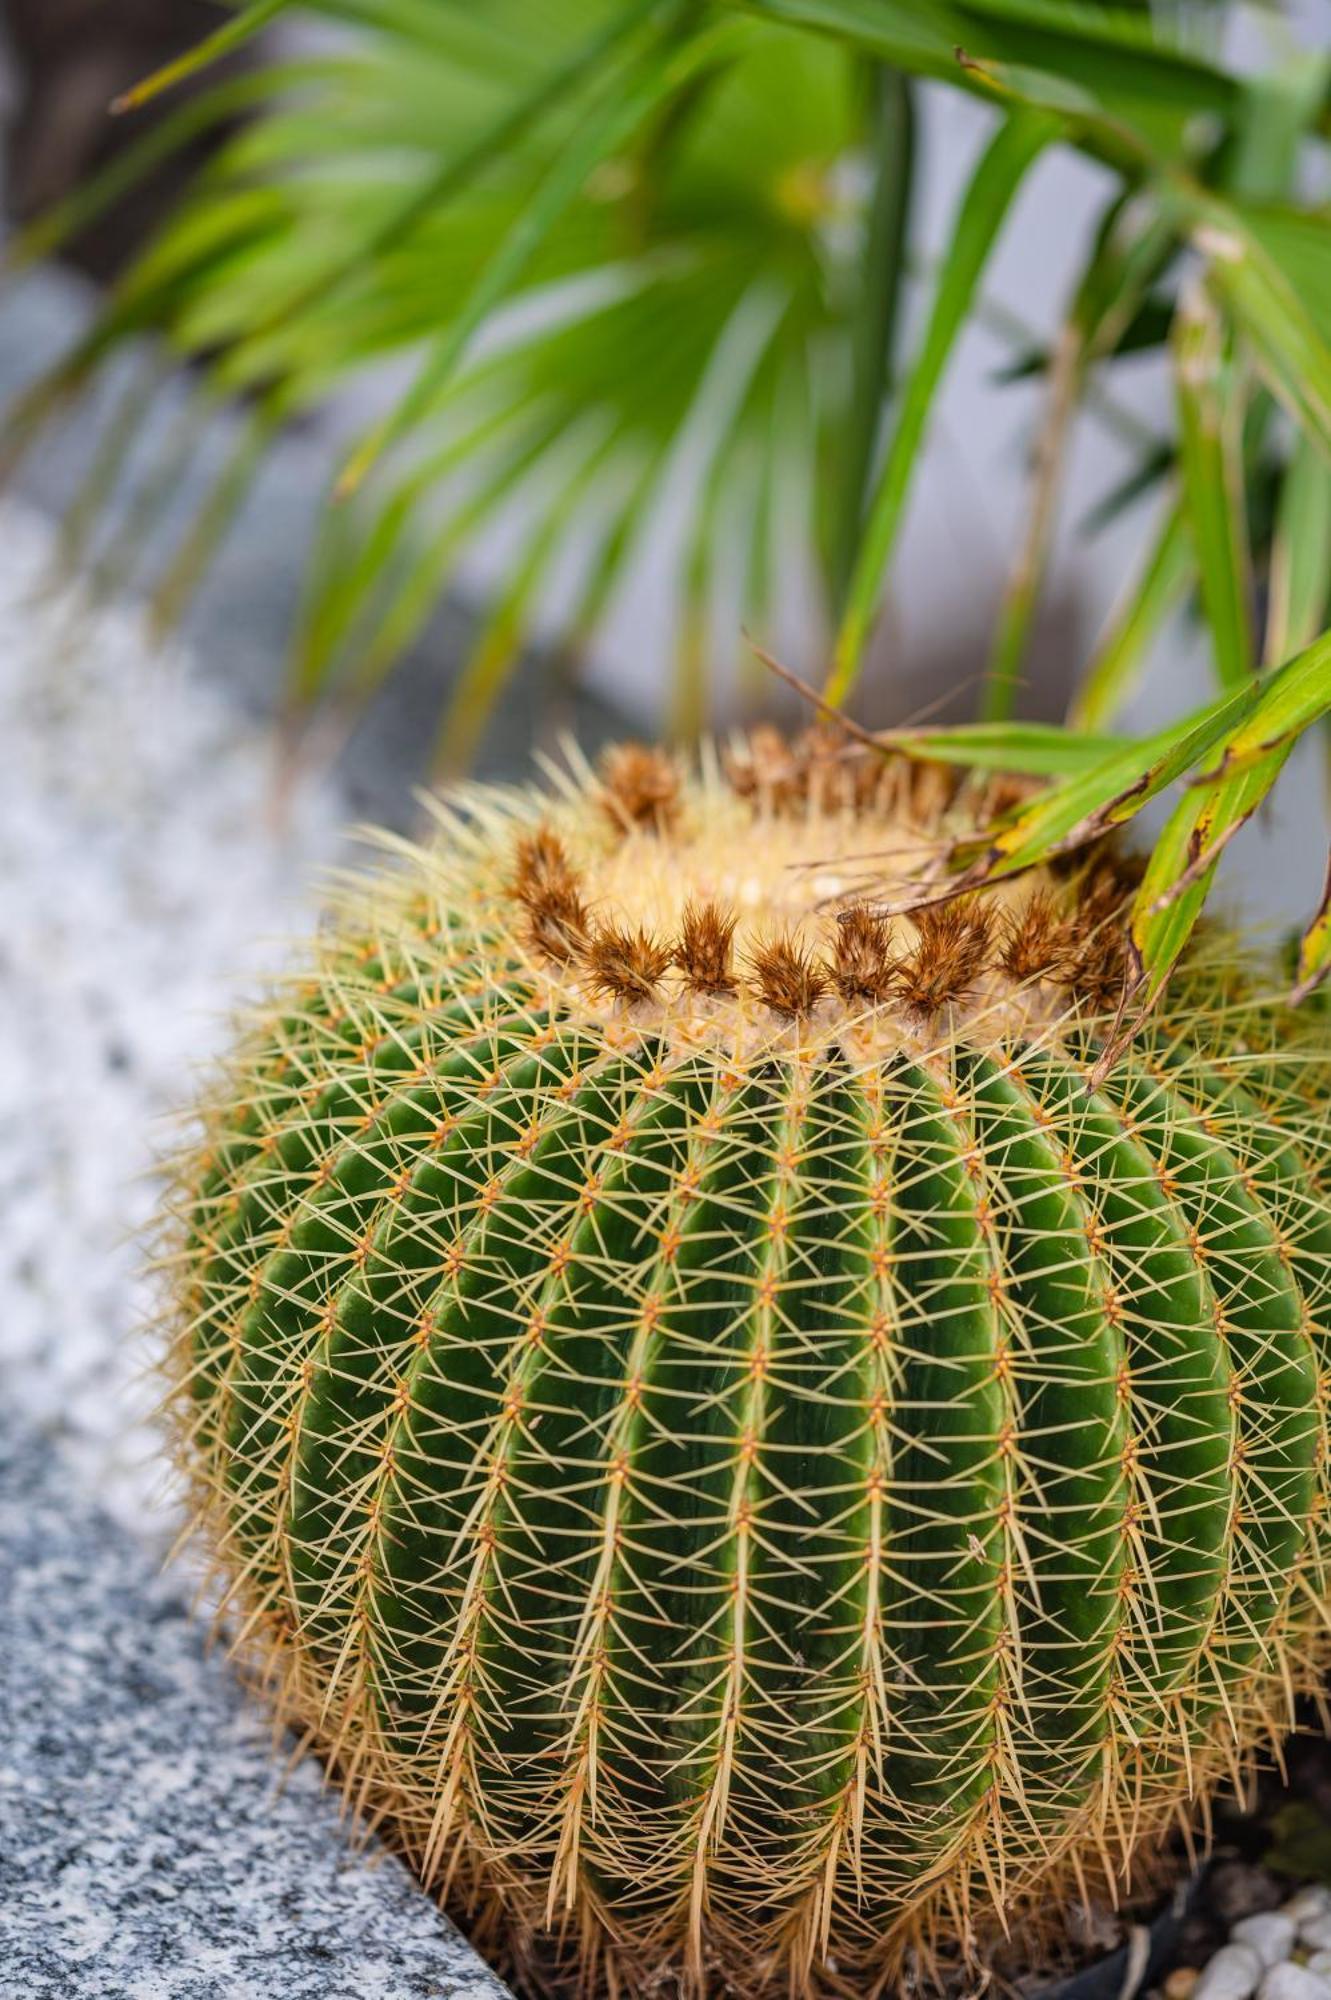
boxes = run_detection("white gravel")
[1258,1968,1331,2000]
[1235,1919,1301,1972]
[1288,1893,1331,1926]
[1194,1944,1265,2000]
[0,499,342,1533]
[1170,1881,1331,2000]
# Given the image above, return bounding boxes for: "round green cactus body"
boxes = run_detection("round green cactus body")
[168,737,1331,1998]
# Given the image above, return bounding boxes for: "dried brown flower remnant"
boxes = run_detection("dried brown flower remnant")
[1062,913,1132,1014]
[523,878,590,965]
[828,907,897,1004]
[906,759,961,830]
[793,730,890,812]
[1048,833,1144,898]
[722,724,807,811]
[897,897,995,1017]
[673,899,738,996]
[1082,850,1145,921]
[998,891,1071,984]
[512,824,573,900]
[511,754,1147,1036]
[1055,845,1142,1012]
[723,723,891,816]
[848,749,894,812]
[512,826,589,963]
[748,931,827,1019]
[792,726,869,813]
[600,742,680,834]
[584,922,671,1004]
[980,772,1041,822]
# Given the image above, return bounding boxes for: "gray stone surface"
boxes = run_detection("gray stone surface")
[1,1413,509,2000]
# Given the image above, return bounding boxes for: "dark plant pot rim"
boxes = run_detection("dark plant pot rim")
[1030,1871,1203,2000]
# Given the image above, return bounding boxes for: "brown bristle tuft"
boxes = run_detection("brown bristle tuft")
[511,825,589,964]
[583,921,671,1004]
[723,724,889,817]
[747,930,827,1019]
[792,726,840,811]
[722,725,806,811]
[1048,833,1145,896]
[980,771,1041,822]
[790,726,878,814]
[512,824,574,899]
[1060,911,1131,1014]
[522,878,590,964]
[673,899,738,996]
[855,758,893,812]
[828,906,897,1004]
[1082,848,1146,919]
[905,758,961,830]
[896,897,995,1017]
[599,741,680,834]
[997,891,1072,984]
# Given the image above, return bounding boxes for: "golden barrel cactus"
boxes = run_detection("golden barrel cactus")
[165,733,1331,1997]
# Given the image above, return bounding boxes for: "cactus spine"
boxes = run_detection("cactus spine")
[165,734,1331,1998]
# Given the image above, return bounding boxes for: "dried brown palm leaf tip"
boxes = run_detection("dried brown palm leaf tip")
[599,741,680,834]
[673,899,737,996]
[512,826,589,964]
[747,931,827,1019]
[584,922,672,1003]
[829,906,897,1004]
[896,897,995,1017]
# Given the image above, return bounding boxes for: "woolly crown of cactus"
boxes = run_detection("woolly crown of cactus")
[166,731,1331,1999]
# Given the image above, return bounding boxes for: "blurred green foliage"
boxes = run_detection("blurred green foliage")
[9,0,1331,1015]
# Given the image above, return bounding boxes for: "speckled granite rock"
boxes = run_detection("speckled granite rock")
[0,1415,512,2000]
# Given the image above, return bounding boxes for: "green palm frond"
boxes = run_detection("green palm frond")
[8,0,1331,1009]
[18,4,891,754]
[857,625,1331,1030]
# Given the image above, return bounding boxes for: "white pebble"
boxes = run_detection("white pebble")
[1307,1956,1331,1980]
[1303,1916,1331,1953]
[0,500,341,1537]
[1194,1944,1264,2000]
[1285,1890,1331,1925]
[1233,1916,1297,1969]
[1258,1967,1331,2000]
